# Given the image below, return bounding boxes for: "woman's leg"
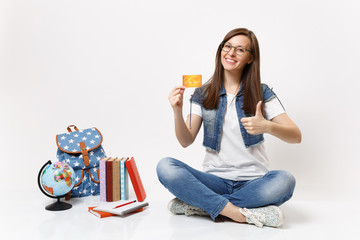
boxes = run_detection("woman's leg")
[218,170,295,225]
[156,157,230,220]
[224,170,296,208]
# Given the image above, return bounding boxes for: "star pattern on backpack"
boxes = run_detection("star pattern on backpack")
[57,128,101,153]
[56,126,106,198]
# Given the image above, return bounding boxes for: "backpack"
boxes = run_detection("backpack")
[56,125,106,199]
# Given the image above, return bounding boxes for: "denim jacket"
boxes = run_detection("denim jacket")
[191,83,277,152]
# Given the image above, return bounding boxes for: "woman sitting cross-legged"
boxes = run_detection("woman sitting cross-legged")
[156,28,301,228]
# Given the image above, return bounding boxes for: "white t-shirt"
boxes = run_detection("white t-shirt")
[190,94,285,181]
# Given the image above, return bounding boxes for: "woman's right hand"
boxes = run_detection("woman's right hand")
[168,86,186,112]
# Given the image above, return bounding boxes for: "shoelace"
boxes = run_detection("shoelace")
[239,208,264,228]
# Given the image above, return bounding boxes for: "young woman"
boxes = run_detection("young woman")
[156,28,301,228]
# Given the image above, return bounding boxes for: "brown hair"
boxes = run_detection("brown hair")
[202,28,263,115]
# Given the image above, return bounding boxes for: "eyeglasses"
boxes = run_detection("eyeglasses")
[221,42,251,55]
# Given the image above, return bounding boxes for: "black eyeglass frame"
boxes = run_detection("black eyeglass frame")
[221,42,252,55]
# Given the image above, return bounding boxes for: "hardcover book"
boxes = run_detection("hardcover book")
[88,206,115,218]
[120,157,129,200]
[125,157,146,202]
[112,157,121,201]
[106,158,115,202]
[100,157,110,202]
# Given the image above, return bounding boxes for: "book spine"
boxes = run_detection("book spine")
[88,207,115,218]
[120,158,128,200]
[125,157,146,202]
[112,158,121,201]
[100,157,108,202]
[106,159,113,202]
[125,160,129,199]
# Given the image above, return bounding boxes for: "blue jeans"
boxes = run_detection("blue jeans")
[156,157,296,221]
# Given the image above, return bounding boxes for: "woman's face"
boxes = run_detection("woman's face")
[221,35,253,74]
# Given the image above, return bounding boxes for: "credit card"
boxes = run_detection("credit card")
[183,75,202,88]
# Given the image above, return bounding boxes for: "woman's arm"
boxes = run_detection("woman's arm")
[241,101,302,144]
[266,113,302,143]
[168,86,202,148]
[175,113,202,148]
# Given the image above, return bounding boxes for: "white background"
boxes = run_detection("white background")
[1,0,359,208]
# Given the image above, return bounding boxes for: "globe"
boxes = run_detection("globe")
[38,160,75,211]
[40,161,75,197]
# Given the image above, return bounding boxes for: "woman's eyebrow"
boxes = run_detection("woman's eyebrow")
[226,42,246,48]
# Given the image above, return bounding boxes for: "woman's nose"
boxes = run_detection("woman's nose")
[228,47,237,56]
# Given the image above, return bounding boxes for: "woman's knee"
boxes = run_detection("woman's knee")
[269,170,296,191]
[261,170,296,203]
[156,157,181,182]
[156,157,171,176]
[271,170,296,202]
[278,170,296,192]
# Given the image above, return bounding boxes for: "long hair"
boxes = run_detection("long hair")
[202,28,263,115]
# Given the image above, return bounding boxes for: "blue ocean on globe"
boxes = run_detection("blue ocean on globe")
[40,162,75,197]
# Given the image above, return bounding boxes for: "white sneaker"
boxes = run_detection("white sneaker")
[239,205,284,228]
[167,198,209,217]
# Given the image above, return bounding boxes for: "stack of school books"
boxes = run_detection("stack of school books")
[99,157,146,202]
[89,157,147,218]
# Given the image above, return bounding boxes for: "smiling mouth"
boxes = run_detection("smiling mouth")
[225,58,237,64]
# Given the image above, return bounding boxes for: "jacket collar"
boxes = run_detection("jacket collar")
[219,84,226,96]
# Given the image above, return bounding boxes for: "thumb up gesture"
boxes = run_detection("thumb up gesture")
[240,101,268,135]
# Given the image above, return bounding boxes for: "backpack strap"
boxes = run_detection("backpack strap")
[65,192,71,200]
[79,142,90,166]
[67,125,79,132]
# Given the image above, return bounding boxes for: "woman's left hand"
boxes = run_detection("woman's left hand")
[240,101,269,135]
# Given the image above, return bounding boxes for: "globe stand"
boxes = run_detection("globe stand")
[45,198,72,211]
[38,160,73,211]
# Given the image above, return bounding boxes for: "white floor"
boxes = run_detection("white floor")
[1,190,359,240]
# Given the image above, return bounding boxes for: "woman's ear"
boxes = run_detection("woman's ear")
[247,55,254,64]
